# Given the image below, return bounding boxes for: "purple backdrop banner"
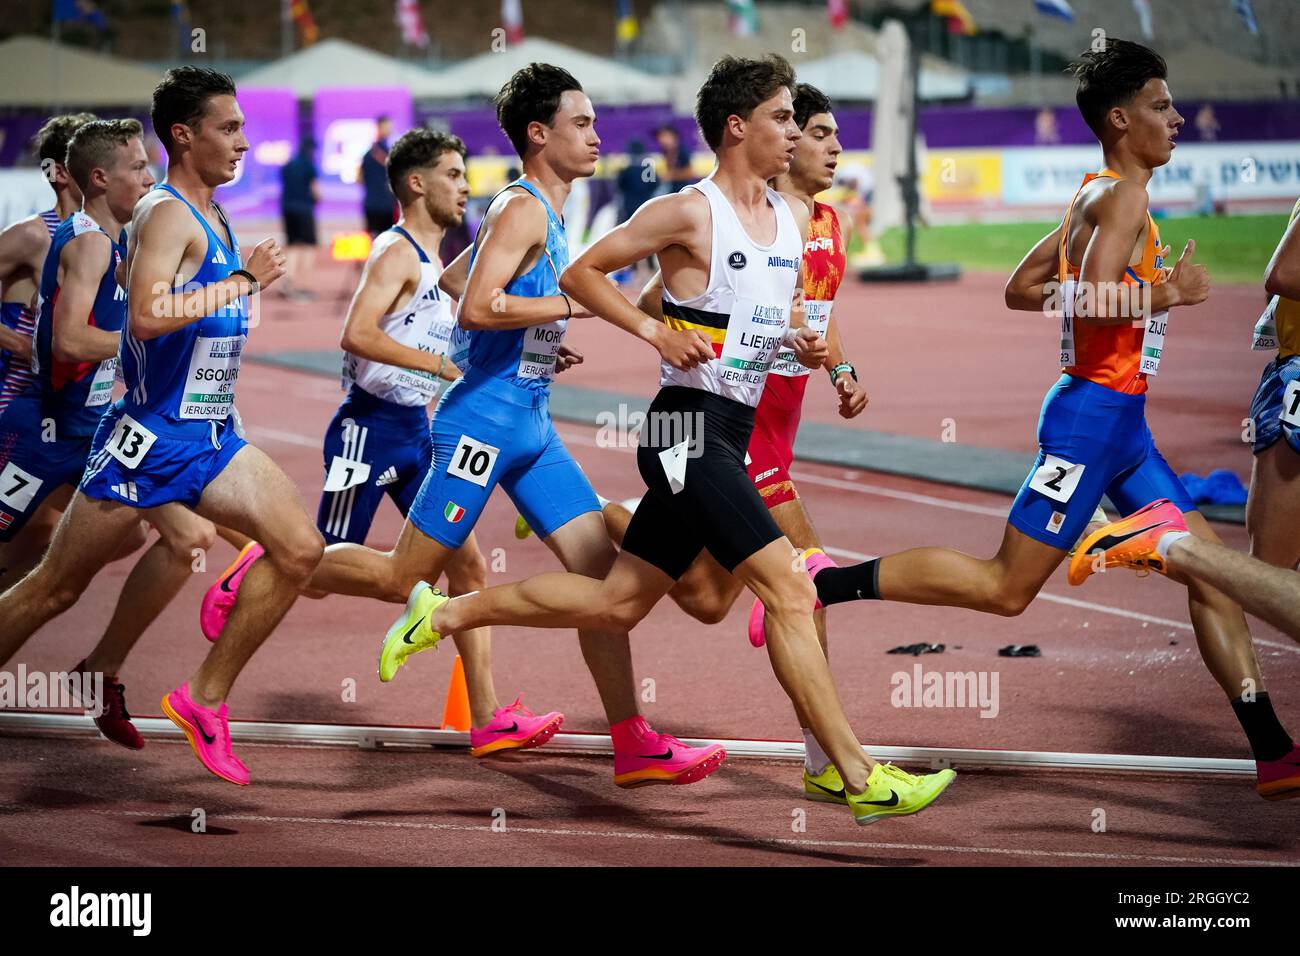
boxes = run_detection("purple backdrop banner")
[215,87,298,219]
[313,87,414,223]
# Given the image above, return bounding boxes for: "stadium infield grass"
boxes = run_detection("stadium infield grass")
[878,213,1288,285]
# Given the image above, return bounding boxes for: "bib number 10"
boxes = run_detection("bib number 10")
[104,414,158,470]
[447,434,499,488]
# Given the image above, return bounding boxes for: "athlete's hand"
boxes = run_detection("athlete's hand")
[791,327,828,369]
[835,373,868,419]
[245,238,287,291]
[555,344,584,374]
[653,325,714,371]
[1166,239,1210,307]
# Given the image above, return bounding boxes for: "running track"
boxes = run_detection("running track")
[1,270,1296,865]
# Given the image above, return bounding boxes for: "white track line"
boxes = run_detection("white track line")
[4,805,1288,867]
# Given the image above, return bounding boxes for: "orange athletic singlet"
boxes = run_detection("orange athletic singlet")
[1058,169,1167,396]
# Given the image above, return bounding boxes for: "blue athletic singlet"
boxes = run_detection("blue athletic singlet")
[0,209,62,415]
[34,212,127,437]
[464,178,570,390]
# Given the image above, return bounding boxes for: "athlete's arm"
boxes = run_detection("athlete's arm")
[0,325,31,361]
[1264,209,1300,299]
[560,193,713,370]
[0,217,44,284]
[635,270,665,321]
[1005,225,1061,312]
[459,192,576,330]
[51,232,121,363]
[823,315,867,418]
[339,240,444,376]
[438,244,471,300]
[129,200,284,340]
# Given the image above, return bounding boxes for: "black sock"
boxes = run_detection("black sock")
[814,558,881,606]
[1231,692,1294,762]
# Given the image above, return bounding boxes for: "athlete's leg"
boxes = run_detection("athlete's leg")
[84,505,218,675]
[308,517,455,602]
[190,444,324,708]
[1165,533,1300,644]
[443,531,500,726]
[0,492,143,665]
[1247,440,1300,570]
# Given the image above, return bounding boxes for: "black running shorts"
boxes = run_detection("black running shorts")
[622,386,784,579]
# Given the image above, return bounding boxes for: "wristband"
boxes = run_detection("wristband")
[828,362,857,383]
[561,293,573,319]
[231,268,259,294]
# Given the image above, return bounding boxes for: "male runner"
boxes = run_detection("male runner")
[0,119,216,748]
[0,68,321,787]
[0,114,95,580]
[754,40,1297,799]
[599,83,868,798]
[206,64,721,783]
[399,55,956,825]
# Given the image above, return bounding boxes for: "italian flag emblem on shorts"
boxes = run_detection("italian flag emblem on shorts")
[444,501,465,523]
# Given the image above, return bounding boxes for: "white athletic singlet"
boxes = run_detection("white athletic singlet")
[660,175,803,408]
[341,227,455,407]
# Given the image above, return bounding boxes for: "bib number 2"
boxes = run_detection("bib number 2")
[447,434,499,488]
[104,414,158,470]
[1028,454,1085,504]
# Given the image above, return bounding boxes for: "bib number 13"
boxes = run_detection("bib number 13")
[447,434,499,488]
[104,414,158,470]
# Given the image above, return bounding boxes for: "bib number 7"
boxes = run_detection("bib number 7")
[0,462,42,512]
[446,434,499,488]
[104,414,158,470]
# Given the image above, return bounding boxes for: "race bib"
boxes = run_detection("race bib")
[1028,454,1085,504]
[0,462,42,513]
[180,335,243,420]
[718,297,789,392]
[104,413,158,470]
[1138,309,1168,377]
[1281,379,1300,428]
[517,320,567,379]
[324,456,371,493]
[1059,278,1076,366]
[1253,297,1280,352]
[770,299,832,377]
[659,439,690,495]
[447,434,499,488]
[84,357,117,407]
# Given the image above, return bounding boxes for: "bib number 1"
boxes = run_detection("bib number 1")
[104,414,158,470]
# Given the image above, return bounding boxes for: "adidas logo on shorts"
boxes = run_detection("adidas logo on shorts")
[111,481,139,503]
[375,467,399,487]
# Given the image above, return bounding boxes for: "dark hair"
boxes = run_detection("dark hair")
[65,119,145,192]
[494,62,583,159]
[695,54,796,151]
[1070,39,1168,138]
[793,83,833,131]
[34,112,97,167]
[387,128,467,200]
[151,66,237,153]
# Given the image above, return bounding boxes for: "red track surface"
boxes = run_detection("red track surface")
[1,269,1296,866]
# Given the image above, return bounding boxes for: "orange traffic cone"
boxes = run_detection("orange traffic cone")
[441,655,471,731]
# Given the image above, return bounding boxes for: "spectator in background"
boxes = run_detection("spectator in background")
[281,135,320,301]
[360,115,395,236]
[616,139,658,222]
[1034,107,1060,145]
[1195,103,1220,142]
[654,124,693,193]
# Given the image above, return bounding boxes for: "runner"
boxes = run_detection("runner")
[598,83,868,794]
[0,68,320,787]
[203,64,722,783]
[755,39,1297,800]
[398,54,955,825]
[0,118,216,748]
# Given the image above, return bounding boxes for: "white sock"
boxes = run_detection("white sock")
[1155,530,1191,561]
[802,728,831,775]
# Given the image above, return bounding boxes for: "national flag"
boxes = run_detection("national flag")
[932,0,976,36]
[291,0,319,45]
[396,0,429,48]
[444,501,466,523]
[1232,0,1259,35]
[501,0,524,45]
[828,0,848,31]
[1132,0,1153,39]
[53,0,108,30]
[616,0,639,45]
[1033,0,1075,23]
[727,0,759,37]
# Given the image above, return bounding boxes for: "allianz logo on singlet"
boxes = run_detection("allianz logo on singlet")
[767,255,799,269]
